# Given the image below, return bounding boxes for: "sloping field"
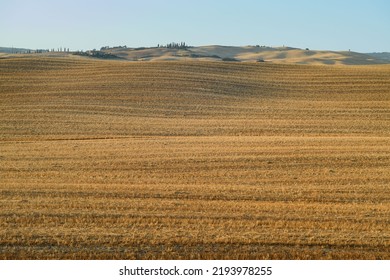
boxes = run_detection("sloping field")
[103,45,389,65]
[0,57,389,259]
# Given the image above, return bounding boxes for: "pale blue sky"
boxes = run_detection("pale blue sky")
[1,0,389,52]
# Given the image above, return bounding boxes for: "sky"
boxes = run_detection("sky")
[1,0,389,52]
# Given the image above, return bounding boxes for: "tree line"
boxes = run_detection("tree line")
[157,42,189,49]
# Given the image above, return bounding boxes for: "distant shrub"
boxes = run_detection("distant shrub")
[189,53,221,59]
[222,57,240,62]
[73,51,120,60]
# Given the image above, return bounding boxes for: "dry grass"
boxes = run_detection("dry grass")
[102,45,389,65]
[0,57,389,259]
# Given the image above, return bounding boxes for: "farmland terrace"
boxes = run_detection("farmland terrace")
[0,57,389,259]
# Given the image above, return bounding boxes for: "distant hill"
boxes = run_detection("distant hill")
[0,47,32,54]
[101,45,390,65]
[366,52,390,61]
[1,45,389,65]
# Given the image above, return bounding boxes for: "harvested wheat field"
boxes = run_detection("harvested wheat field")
[0,57,389,259]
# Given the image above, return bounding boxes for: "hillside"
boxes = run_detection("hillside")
[101,45,390,65]
[1,57,389,259]
[366,52,390,61]
[2,45,389,65]
[0,46,32,54]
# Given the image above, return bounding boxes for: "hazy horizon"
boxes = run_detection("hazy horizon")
[1,0,390,53]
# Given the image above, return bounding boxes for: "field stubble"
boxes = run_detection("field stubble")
[0,58,389,259]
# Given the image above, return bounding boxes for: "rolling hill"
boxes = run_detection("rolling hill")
[101,45,389,65]
[366,52,390,61]
[0,46,32,54]
[1,45,389,65]
[1,57,389,259]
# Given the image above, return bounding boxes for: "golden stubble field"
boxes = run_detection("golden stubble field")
[0,57,389,259]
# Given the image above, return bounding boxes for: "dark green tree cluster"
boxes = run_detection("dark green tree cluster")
[159,42,188,49]
[72,50,120,59]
